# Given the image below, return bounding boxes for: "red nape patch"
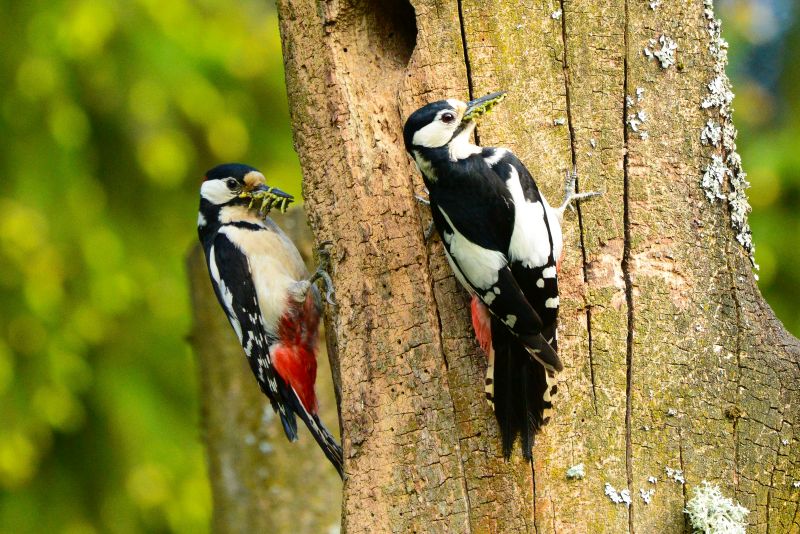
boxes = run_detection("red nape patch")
[470,296,492,357]
[273,292,321,414]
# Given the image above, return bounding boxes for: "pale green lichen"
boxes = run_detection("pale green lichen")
[566,463,585,480]
[685,481,749,534]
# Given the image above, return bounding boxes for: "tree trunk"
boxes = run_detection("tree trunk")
[187,210,342,533]
[275,0,800,531]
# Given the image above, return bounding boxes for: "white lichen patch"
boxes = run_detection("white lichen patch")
[626,93,649,139]
[640,488,655,504]
[685,481,749,534]
[667,407,678,417]
[701,155,729,202]
[793,481,800,489]
[649,0,661,9]
[551,9,562,20]
[648,476,658,484]
[604,482,631,506]
[781,438,790,446]
[701,0,757,267]
[701,120,722,146]
[566,463,586,480]
[665,466,686,484]
[553,117,566,126]
[644,35,678,69]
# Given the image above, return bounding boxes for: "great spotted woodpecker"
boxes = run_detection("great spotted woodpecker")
[403,93,598,458]
[197,163,343,477]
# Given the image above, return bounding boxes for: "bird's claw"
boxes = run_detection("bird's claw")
[558,167,602,217]
[415,191,436,242]
[310,241,336,305]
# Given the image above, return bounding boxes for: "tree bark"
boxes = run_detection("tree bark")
[187,210,342,533]
[275,0,800,532]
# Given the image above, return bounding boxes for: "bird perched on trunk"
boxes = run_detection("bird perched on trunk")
[403,93,598,458]
[197,163,343,477]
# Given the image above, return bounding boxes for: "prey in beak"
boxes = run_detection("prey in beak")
[462,91,506,122]
[239,170,295,214]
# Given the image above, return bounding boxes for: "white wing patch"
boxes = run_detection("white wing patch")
[542,266,557,279]
[438,206,507,289]
[209,244,243,341]
[506,165,552,268]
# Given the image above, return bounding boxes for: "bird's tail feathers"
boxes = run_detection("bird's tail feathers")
[274,399,299,442]
[285,385,344,479]
[493,317,557,460]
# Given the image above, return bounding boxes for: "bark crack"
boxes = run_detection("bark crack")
[621,0,635,531]
[531,462,539,534]
[557,0,597,414]
[456,0,479,146]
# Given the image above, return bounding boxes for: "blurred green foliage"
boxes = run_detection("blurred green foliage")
[0,0,796,533]
[0,0,300,532]
[719,0,800,335]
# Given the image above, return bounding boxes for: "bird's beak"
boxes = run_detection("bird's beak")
[462,91,506,122]
[240,184,295,214]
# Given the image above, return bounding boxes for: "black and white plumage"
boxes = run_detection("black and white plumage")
[197,163,343,477]
[403,94,597,458]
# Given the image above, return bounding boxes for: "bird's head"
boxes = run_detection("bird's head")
[402,91,506,154]
[199,163,294,214]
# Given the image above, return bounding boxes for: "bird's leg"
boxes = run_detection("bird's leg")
[556,167,602,223]
[415,192,436,242]
[308,241,336,305]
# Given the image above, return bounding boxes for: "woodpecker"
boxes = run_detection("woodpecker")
[197,163,343,477]
[403,93,598,458]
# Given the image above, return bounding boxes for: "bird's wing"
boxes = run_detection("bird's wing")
[206,232,300,439]
[485,149,561,350]
[432,194,562,372]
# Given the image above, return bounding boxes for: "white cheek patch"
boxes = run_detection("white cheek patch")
[201,180,237,205]
[412,119,457,148]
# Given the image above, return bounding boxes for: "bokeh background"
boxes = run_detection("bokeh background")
[0,0,796,532]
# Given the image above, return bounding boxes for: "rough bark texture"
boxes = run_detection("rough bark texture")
[273,0,800,532]
[187,209,341,533]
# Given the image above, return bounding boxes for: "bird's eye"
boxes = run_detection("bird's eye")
[441,112,456,124]
[225,178,238,190]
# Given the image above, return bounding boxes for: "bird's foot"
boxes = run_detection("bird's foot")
[414,192,436,242]
[309,241,336,305]
[557,168,602,220]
